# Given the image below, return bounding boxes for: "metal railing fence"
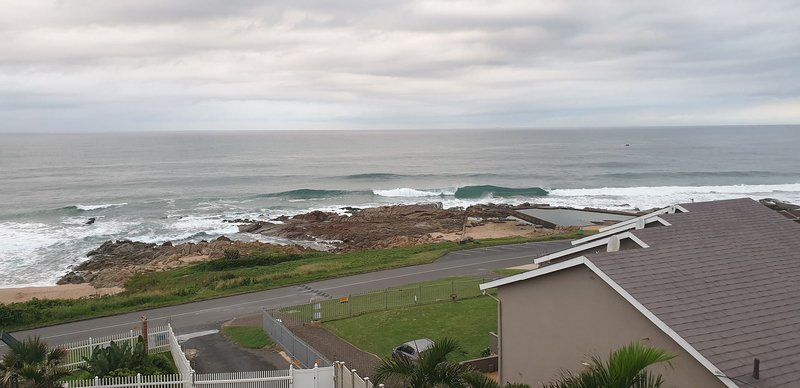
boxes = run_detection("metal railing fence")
[278,278,488,326]
[263,311,331,368]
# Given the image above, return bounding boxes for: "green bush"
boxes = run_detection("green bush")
[107,368,138,377]
[222,249,241,261]
[199,252,314,271]
[79,338,175,378]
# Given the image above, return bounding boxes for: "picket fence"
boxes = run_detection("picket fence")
[58,325,173,371]
[63,366,335,388]
[333,362,382,388]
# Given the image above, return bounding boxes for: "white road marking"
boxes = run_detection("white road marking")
[177,329,219,342]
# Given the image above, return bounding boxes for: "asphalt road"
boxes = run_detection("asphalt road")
[6,240,570,348]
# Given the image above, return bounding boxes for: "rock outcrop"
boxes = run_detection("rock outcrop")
[57,237,311,288]
[238,203,523,251]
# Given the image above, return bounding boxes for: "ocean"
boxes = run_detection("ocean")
[1,126,799,287]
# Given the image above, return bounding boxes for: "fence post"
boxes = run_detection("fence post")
[93,376,99,387]
[88,337,93,359]
[384,289,388,310]
[314,363,319,388]
[130,330,134,349]
[451,280,455,295]
[363,377,370,388]
[418,284,422,303]
[349,294,353,317]
[289,364,294,388]
[350,369,356,388]
[135,373,142,388]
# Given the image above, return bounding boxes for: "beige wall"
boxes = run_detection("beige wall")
[497,265,725,388]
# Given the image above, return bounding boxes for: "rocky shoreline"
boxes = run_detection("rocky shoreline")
[58,238,312,288]
[237,203,540,251]
[55,198,799,290]
[56,202,570,288]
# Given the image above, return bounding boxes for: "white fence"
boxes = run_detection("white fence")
[167,325,194,381]
[333,362,379,388]
[59,325,335,388]
[194,370,291,388]
[64,374,186,388]
[58,325,172,371]
[63,367,334,388]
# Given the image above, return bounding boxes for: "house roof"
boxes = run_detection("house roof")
[482,198,800,388]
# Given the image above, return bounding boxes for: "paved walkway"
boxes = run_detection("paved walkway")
[289,323,381,378]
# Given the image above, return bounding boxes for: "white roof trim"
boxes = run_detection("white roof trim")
[598,204,689,232]
[480,257,585,290]
[532,231,648,265]
[480,256,738,387]
[571,216,671,246]
[582,260,739,388]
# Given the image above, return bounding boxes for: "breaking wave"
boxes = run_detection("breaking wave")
[453,185,549,199]
[372,188,455,197]
[68,203,129,211]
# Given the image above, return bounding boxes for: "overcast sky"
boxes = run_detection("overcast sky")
[1,1,799,132]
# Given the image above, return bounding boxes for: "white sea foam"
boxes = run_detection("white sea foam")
[546,183,800,210]
[373,188,456,197]
[0,220,134,287]
[76,203,128,211]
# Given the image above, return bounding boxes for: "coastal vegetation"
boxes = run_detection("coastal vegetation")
[76,339,176,378]
[0,336,69,388]
[544,343,674,388]
[0,233,579,331]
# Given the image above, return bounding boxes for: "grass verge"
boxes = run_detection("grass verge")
[1,232,577,331]
[222,326,275,349]
[279,276,488,323]
[324,296,497,362]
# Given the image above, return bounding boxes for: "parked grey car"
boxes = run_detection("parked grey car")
[392,338,434,361]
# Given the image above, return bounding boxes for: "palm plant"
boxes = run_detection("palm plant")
[0,336,69,388]
[374,337,471,388]
[544,342,674,388]
[80,338,151,378]
[462,371,530,388]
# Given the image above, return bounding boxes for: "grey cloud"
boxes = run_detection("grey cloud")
[0,0,798,132]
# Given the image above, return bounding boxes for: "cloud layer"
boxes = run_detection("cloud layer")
[1,0,799,131]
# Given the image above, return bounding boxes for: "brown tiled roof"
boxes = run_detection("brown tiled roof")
[587,198,800,387]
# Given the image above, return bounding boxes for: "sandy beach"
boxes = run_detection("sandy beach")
[0,284,122,304]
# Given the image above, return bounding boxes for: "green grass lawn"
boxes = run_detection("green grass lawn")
[324,296,498,362]
[280,276,489,324]
[1,232,577,331]
[222,326,275,349]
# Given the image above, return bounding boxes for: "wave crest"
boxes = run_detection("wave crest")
[454,185,549,198]
[372,188,455,197]
[74,203,128,211]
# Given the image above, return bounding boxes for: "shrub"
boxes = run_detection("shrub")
[223,249,241,261]
[79,338,175,377]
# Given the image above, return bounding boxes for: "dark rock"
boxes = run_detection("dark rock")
[86,217,96,225]
[56,271,87,285]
